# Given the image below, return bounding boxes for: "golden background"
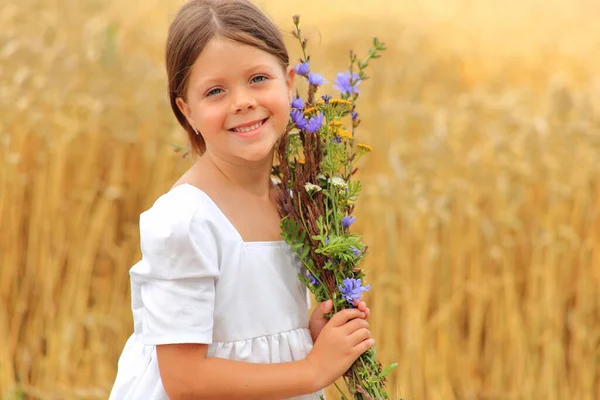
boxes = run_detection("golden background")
[2,0,600,398]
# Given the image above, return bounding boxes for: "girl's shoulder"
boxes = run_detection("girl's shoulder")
[139,183,220,246]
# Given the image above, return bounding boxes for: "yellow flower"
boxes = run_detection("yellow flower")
[297,153,306,164]
[330,99,352,107]
[337,129,353,140]
[303,106,318,115]
[315,99,325,105]
[329,120,343,127]
[356,143,373,153]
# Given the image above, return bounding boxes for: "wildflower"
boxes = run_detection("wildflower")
[350,246,362,257]
[303,106,318,115]
[334,71,362,95]
[305,112,324,134]
[357,143,373,153]
[330,98,352,107]
[297,153,306,164]
[321,94,332,104]
[291,96,304,110]
[307,72,326,86]
[342,215,356,229]
[316,174,327,181]
[304,182,322,194]
[291,109,307,130]
[338,278,371,305]
[329,120,343,127]
[308,273,319,285]
[351,111,359,121]
[337,129,353,140]
[332,136,342,144]
[329,176,347,188]
[295,62,310,76]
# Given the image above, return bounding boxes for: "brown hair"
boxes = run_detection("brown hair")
[166,0,289,155]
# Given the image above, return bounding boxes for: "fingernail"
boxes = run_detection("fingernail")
[361,312,366,318]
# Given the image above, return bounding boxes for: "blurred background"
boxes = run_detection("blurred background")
[2,0,600,398]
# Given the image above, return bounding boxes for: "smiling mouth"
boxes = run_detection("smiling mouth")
[229,118,268,133]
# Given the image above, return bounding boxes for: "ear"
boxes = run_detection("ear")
[176,96,194,127]
[285,66,296,100]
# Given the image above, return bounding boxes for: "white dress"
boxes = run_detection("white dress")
[109,184,323,400]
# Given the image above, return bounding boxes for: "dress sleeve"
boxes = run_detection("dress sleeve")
[134,196,219,346]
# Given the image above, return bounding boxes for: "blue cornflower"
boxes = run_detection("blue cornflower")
[351,111,359,121]
[338,278,371,305]
[305,112,324,134]
[321,94,332,104]
[332,136,342,144]
[294,62,310,76]
[334,71,361,95]
[291,109,307,130]
[291,96,304,110]
[342,215,356,229]
[307,72,326,86]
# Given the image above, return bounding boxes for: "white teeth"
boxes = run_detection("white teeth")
[233,119,264,133]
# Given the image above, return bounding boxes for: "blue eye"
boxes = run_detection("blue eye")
[251,75,267,83]
[206,88,223,97]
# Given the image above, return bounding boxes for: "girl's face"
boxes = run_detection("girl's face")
[177,37,294,165]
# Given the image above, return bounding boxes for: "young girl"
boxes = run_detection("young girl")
[109,1,374,399]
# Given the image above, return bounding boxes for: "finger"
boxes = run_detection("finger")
[343,317,369,335]
[349,328,371,346]
[321,299,333,313]
[353,338,375,356]
[365,307,370,319]
[329,308,365,327]
[357,301,367,312]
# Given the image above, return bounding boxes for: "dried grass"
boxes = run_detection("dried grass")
[2,0,599,399]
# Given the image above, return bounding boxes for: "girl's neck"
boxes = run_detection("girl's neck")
[197,151,274,198]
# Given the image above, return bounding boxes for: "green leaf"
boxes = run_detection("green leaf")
[380,362,398,378]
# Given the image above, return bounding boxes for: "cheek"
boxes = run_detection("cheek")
[267,91,291,129]
[195,106,226,134]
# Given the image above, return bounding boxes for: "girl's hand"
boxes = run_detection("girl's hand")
[305,307,375,390]
[309,299,370,343]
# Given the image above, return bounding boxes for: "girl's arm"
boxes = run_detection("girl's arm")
[157,308,373,400]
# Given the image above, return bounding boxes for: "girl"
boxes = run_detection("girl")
[110,1,374,399]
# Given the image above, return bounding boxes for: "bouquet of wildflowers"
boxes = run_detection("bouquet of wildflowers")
[274,15,397,400]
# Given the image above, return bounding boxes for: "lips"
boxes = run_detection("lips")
[229,118,268,133]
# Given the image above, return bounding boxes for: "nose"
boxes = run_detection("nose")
[231,88,257,113]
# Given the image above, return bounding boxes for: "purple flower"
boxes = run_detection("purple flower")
[351,111,359,121]
[307,72,326,86]
[342,215,356,229]
[308,273,319,285]
[291,109,307,130]
[291,96,304,110]
[295,62,310,76]
[305,112,324,134]
[321,94,332,104]
[334,71,361,95]
[350,246,362,257]
[338,278,371,305]
[332,136,342,144]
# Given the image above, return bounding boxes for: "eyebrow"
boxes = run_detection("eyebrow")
[195,63,277,89]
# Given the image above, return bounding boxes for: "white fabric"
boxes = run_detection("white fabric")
[110,184,323,400]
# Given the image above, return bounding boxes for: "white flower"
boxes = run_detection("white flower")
[304,182,322,194]
[316,173,327,181]
[329,176,347,188]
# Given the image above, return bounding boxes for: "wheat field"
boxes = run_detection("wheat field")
[2,0,600,399]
